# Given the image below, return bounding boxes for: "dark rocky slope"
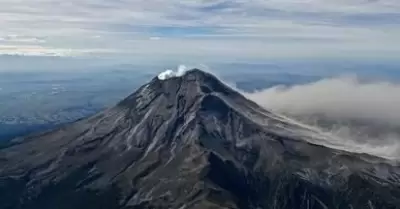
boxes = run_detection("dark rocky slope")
[1,69,400,209]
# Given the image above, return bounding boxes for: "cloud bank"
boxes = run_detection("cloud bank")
[246,76,400,125]
[1,0,400,60]
[244,76,400,160]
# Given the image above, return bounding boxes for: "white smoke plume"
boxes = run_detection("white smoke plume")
[243,76,400,160]
[157,65,188,80]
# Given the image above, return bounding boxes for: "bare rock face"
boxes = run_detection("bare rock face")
[1,69,400,209]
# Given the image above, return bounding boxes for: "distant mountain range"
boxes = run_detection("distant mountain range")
[0,69,399,209]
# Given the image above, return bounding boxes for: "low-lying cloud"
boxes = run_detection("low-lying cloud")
[245,76,400,125]
[244,76,400,160]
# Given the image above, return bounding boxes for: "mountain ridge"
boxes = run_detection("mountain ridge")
[1,69,399,209]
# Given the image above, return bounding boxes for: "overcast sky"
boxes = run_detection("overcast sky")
[1,0,400,61]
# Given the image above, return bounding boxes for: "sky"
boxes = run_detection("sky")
[1,0,400,62]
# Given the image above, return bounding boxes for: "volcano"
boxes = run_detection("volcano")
[0,69,399,209]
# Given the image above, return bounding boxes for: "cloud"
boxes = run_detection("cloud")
[0,0,399,60]
[0,35,46,44]
[245,76,400,125]
[244,76,400,160]
[149,36,161,40]
[0,45,114,57]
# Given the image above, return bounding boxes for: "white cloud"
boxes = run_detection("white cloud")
[0,44,114,57]
[244,76,400,160]
[0,0,399,60]
[0,35,46,44]
[245,76,400,125]
[250,0,400,13]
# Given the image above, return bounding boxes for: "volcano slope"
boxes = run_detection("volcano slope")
[0,69,400,209]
